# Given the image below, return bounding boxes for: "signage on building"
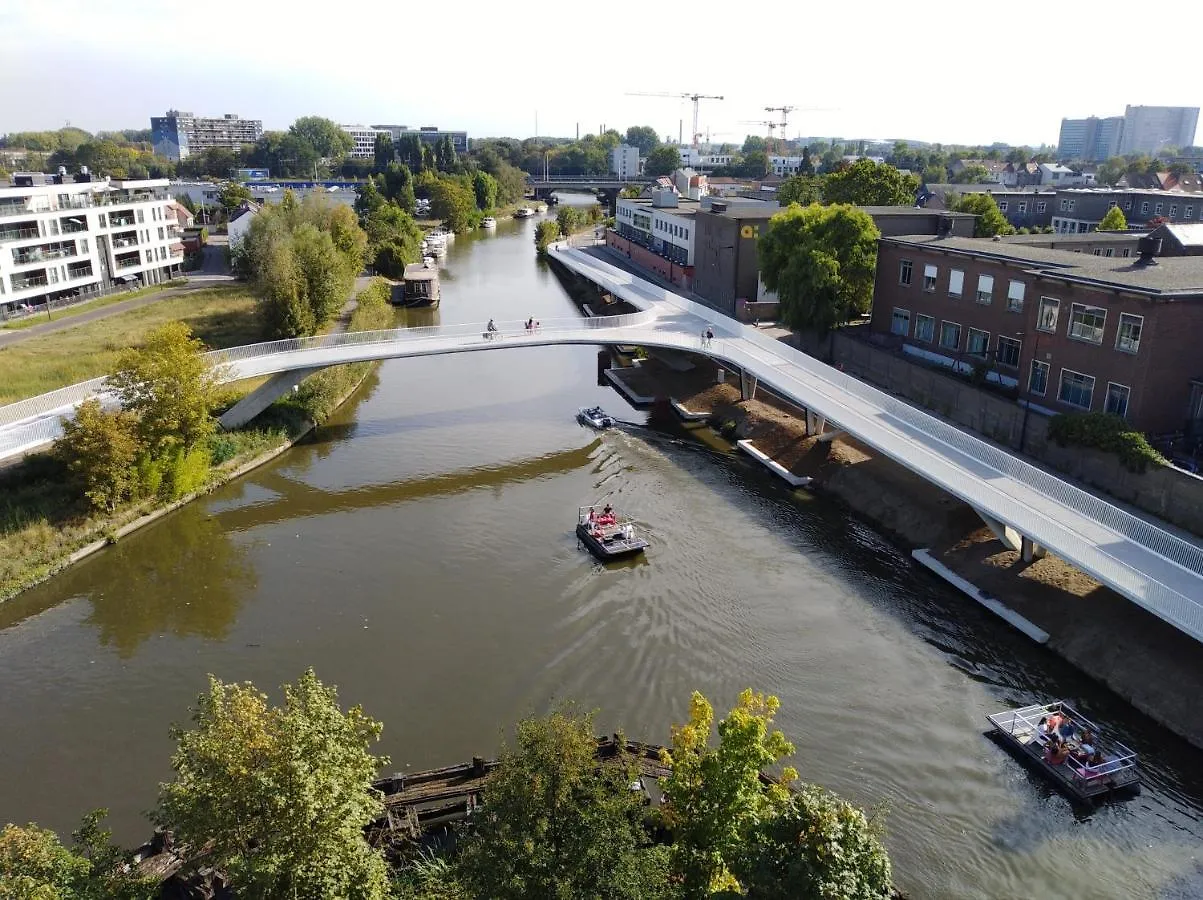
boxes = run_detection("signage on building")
[236,168,271,181]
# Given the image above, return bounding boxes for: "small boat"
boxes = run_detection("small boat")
[577,406,615,429]
[576,505,649,560]
[392,263,440,308]
[514,207,535,219]
[481,216,497,229]
[986,701,1141,803]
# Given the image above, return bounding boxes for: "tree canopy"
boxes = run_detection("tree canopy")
[1098,205,1128,231]
[288,115,353,160]
[759,203,881,334]
[624,125,660,155]
[822,159,920,206]
[645,144,681,177]
[948,193,1015,237]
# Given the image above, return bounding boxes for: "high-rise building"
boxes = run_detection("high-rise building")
[150,111,264,161]
[342,125,390,159]
[1119,105,1199,155]
[610,144,640,179]
[1057,116,1125,161]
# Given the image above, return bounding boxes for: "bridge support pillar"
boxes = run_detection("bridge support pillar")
[219,367,324,430]
[805,411,826,436]
[740,369,758,401]
[598,188,619,216]
[1021,536,1047,562]
[975,510,1022,552]
[815,428,844,444]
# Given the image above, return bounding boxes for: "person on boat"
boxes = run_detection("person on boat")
[1044,738,1070,766]
[1057,717,1077,741]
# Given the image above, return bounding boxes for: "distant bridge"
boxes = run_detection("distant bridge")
[2,245,1203,647]
[526,174,655,190]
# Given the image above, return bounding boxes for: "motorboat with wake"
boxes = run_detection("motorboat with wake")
[576,504,649,560]
[577,406,615,429]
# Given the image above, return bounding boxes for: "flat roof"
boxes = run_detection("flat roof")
[999,231,1139,245]
[860,206,975,218]
[883,233,1203,297]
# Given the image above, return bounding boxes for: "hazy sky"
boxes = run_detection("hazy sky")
[2,0,1199,148]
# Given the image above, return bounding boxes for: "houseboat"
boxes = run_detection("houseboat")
[393,263,440,308]
[576,504,649,561]
[481,216,497,229]
[986,700,1141,802]
[514,207,535,219]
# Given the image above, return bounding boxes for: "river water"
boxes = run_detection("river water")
[2,204,1202,898]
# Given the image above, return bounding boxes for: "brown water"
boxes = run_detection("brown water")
[2,206,1203,899]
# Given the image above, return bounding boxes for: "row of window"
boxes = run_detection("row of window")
[996,200,1046,214]
[1031,361,1129,417]
[654,218,691,240]
[899,260,1025,311]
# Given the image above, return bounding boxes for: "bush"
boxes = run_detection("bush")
[534,220,561,255]
[1047,412,1165,473]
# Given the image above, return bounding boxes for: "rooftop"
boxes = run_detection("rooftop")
[1157,223,1203,247]
[883,233,1203,297]
[999,231,1140,245]
[859,206,976,219]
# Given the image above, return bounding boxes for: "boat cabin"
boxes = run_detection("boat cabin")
[396,263,440,308]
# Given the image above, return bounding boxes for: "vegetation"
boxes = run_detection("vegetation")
[217,181,253,211]
[535,220,561,255]
[822,158,920,206]
[1048,412,1165,473]
[645,144,682,177]
[777,174,824,206]
[55,400,142,512]
[948,193,1015,237]
[355,176,424,278]
[624,125,661,155]
[759,203,881,334]
[1098,205,1128,231]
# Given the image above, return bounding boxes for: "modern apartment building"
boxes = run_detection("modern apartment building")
[150,111,263,161]
[1057,116,1125,162]
[0,175,183,316]
[870,234,1203,433]
[342,125,388,159]
[610,144,640,179]
[370,125,468,155]
[1119,105,1200,155]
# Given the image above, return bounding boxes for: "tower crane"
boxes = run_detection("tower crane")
[625,91,724,147]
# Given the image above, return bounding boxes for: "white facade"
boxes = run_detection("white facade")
[610,144,640,179]
[769,156,807,177]
[1119,105,1200,155]
[227,203,262,249]
[615,196,697,265]
[1039,163,1087,187]
[0,178,183,314]
[342,125,390,159]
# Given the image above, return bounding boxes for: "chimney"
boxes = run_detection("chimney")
[937,214,954,237]
[1135,236,1162,265]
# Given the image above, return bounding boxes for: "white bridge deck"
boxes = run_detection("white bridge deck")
[2,243,1202,644]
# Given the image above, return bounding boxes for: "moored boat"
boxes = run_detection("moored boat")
[576,504,649,560]
[514,207,535,219]
[577,406,615,429]
[393,263,440,308]
[986,700,1141,802]
[481,216,497,229]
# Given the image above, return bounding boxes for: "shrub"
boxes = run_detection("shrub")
[1047,412,1165,473]
[534,220,560,255]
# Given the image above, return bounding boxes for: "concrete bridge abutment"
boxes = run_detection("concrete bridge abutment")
[219,367,324,430]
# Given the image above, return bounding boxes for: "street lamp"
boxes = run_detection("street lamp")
[1015,328,1041,452]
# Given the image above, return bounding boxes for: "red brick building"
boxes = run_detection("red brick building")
[869,234,1203,435]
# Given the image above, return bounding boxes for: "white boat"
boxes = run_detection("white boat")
[514,207,535,219]
[576,505,650,560]
[481,216,497,229]
[577,406,615,429]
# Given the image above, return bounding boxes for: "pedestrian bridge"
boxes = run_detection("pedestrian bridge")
[2,244,1203,646]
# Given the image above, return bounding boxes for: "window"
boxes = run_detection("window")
[1068,199,1075,212]
[976,274,993,304]
[948,268,964,297]
[1116,313,1142,353]
[137,209,144,223]
[79,238,88,253]
[1007,280,1025,312]
[1188,206,1195,219]
[1105,382,1130,418]
[1059,369,1095,409]
[1060,198,1070,211]
[1123,199,1132,211]
[1122,249,1131,257]
[891,308,910,336]
[967,328,990,358]
[97,213,106,227]
[1029,359,1049,396]
[939,321,961,351]
[157,227,165,240]
[1093,248,1102,256]
[1154,203,1163,215]
[1141,201,1149,215]
[1068,303,1106,344]
[996,335,1021,368]
[1037,296,1059,332]
[923,263,937,291]
[1037,201,1047,213]
[915,314,935,343]
[998,201,1009,212]
[899,259,913,285]
[1170,205,1178,218]
[1018,201,1028,213]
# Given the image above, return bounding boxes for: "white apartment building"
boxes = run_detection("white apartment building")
[342,125,390,159]
[615,191,699,265]
[610,144,640,179]
[769,155,806,177]
[0,176,183,316]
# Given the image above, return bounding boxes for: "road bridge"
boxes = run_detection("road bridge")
[2,244,1202,646]
[526,175,656,212]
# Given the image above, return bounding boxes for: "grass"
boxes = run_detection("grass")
[0,281,191,332]
[0,285,263,405]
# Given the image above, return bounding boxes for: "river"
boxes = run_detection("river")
[2,201,1202,899]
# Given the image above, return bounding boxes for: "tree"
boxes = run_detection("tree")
[155,670,390,900]
[952,164,991,184]
[742,135,767,154]
[289,115,352,160]
[921,164,947,185]
[380,162,416,214]
[534,220,561,255]
[822,158,919,206]
[457,707,672,900]
[556,205,586,237]
[777,174,824,206]
[0,822,93,898]
[364,203,423,277]
[54,399,142,512]
[738,150,770,179]
[624,125,660,155]
[354,177,386,223]
[373,132,394,172]
[472,170,498,211]
[645,144,681,177]
[948,193,1015,237]
[1098,205,1128,231]
[217,181,253,212]
[660,690,797,895]
[174,192,198,215]
[758,203,881,335]
[799,146,815,176]
[428,176,477,232]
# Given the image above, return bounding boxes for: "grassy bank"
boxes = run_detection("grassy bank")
[0,280,393,604]
[0,285,261,404]
[0,281,191,332]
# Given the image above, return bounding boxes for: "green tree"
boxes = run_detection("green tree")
[534,220,561,255]
[921,164,947,185]
[380,162,416,214]
[738,150,770,178]
[952,164,991,184]
[154,670,390,900]
[948,192,1015,237]
[645,144,681,177]
[777,174,824,206]
[110,322,220,456]
[365,203,424,277]
[822,158,919,206]
[472,170,498,211]
[217,181,253,212]
[457,707,673,900]
[758,203,881,334]
[660,690,797,895]
[354,177,386,223]
[739,785,892,900]
[493,161,528,205]
[54,399,142,512]
[289,115,353,160]
[0,822,92,898]
[1098,205,1128,231]
[742,135,767,154]
[556,205,586,237]
[624,125,660,155]
[429,176,477,232]
[373,132,394,172]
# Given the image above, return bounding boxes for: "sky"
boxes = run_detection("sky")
[1,0,1199,149]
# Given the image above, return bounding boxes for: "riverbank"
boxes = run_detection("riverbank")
[616,351,1203,750]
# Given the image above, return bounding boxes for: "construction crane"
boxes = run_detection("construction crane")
[625,91,724,147]
[765,105,796,130]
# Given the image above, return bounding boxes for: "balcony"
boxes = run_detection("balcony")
[0,224,41,242]
[11,272,49,292]
[107,211,136,228]
[12,242,78,265]
[115,253,141,269]
[60,217,89,234]
[111,232,139,249]
[66,262,94,280]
